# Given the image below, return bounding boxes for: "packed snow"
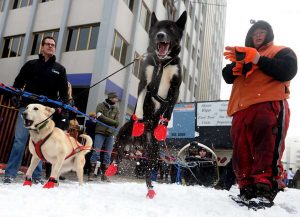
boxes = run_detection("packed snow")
[0,175,299,217]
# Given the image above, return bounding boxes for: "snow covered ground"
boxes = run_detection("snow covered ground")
[0,174,299,217]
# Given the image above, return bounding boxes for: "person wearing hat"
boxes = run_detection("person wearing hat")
[222,20,297,208]
[198,148,208,159]
[88,92,119,181]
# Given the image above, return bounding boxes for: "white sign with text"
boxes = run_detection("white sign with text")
[197,101,232,126]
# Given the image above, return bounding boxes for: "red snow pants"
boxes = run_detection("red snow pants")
[231,100,289,189]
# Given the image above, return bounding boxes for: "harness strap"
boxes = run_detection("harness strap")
[64,134,92,160]
[32,132,53,162]
[152,93,169,104]
[147,57,176,109]
[64,146,92,160]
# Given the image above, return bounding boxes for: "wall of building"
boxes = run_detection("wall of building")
[0,0,227,124]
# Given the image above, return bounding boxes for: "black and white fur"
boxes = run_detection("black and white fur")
[116,11,187,192]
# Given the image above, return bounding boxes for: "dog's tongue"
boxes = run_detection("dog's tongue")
[158,42,169,56]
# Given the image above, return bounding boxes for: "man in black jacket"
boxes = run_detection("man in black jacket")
[3,36,69,184]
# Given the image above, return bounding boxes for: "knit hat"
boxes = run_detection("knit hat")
[245,20,274,48]
[107,92,118,99]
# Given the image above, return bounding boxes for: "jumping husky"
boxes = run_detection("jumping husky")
[115,11,187,198]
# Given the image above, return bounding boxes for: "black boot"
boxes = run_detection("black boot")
[88,163,97,181]
[239,185,256,200]
[255,183,277,203]
[101,164,110,182]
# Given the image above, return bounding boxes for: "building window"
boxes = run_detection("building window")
[133,52,144,79]
[194,17,198,31]
[140,1,151,32]
[199,28,203,41]
[202,5,206,16]
[0,0,5,11]
[123,0,134,12]
[31,30,59,55]
[111,31,129,65]
[12,0,32,9]
[188,2,193,18]
[188,75,192,91]
[197,55,201,70]
[185,34,190,50]
[192,46,195,60]
[66,24,100,52]
[194,83,197,97]
[1,35,25,58]
[182,66,187,83]
[41,0,54,2]
[163,0,176,20]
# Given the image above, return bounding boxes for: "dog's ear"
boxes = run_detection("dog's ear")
[45,106,55,116]
[151,12,158,28]
[176,11,187,30]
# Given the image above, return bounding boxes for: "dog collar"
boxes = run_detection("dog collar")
[30,120,49,132]
[152,56,175,69]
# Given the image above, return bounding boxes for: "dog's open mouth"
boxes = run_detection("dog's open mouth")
[24,119,34,127]
[157,41,170,58]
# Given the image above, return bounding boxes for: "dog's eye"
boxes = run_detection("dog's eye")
[33,107,39,111]
[169,26,175,32]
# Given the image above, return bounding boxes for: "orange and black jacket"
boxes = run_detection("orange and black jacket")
[222,43,297,116]
[222,46,297,84]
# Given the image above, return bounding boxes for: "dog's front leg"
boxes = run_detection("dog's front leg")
[50,157,65,180]
[23,156,41,186]
[43,157,64,188]
[132,88,147,137]
[75,156,85,185]
[135,88,147,119]
[145,131,160,199]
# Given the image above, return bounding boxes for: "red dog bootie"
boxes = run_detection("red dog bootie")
[43,177,58,189]
[23,177,32,187]
[132,114,144,137]
[153,116,169,141]
[105,163,118,177]
[146,189,156,199]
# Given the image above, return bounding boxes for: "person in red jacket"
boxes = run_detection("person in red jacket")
[222,20,297,208]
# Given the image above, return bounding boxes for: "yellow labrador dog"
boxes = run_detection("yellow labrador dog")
[22,104,92,188]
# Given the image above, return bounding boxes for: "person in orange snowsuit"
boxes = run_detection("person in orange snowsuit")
[222,20,297,207]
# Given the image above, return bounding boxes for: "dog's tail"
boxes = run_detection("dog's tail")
[79,134,93,155]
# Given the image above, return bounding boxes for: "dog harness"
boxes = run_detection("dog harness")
[32,132,53,162]
[32,133,90,162]
[148,56,176,106]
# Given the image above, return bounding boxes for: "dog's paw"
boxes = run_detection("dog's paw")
[132,121,144,137]
[146,189,156,199]
[43,177,58,189]
[105,163,118,177]
[23,177,32,187]
[153,124,167,141]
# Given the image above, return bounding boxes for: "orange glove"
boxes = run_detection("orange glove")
[232,61,244,76]
[245,64,258,78]
[224,46,258,64]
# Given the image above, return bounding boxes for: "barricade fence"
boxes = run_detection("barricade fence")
[0,95,31,169]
